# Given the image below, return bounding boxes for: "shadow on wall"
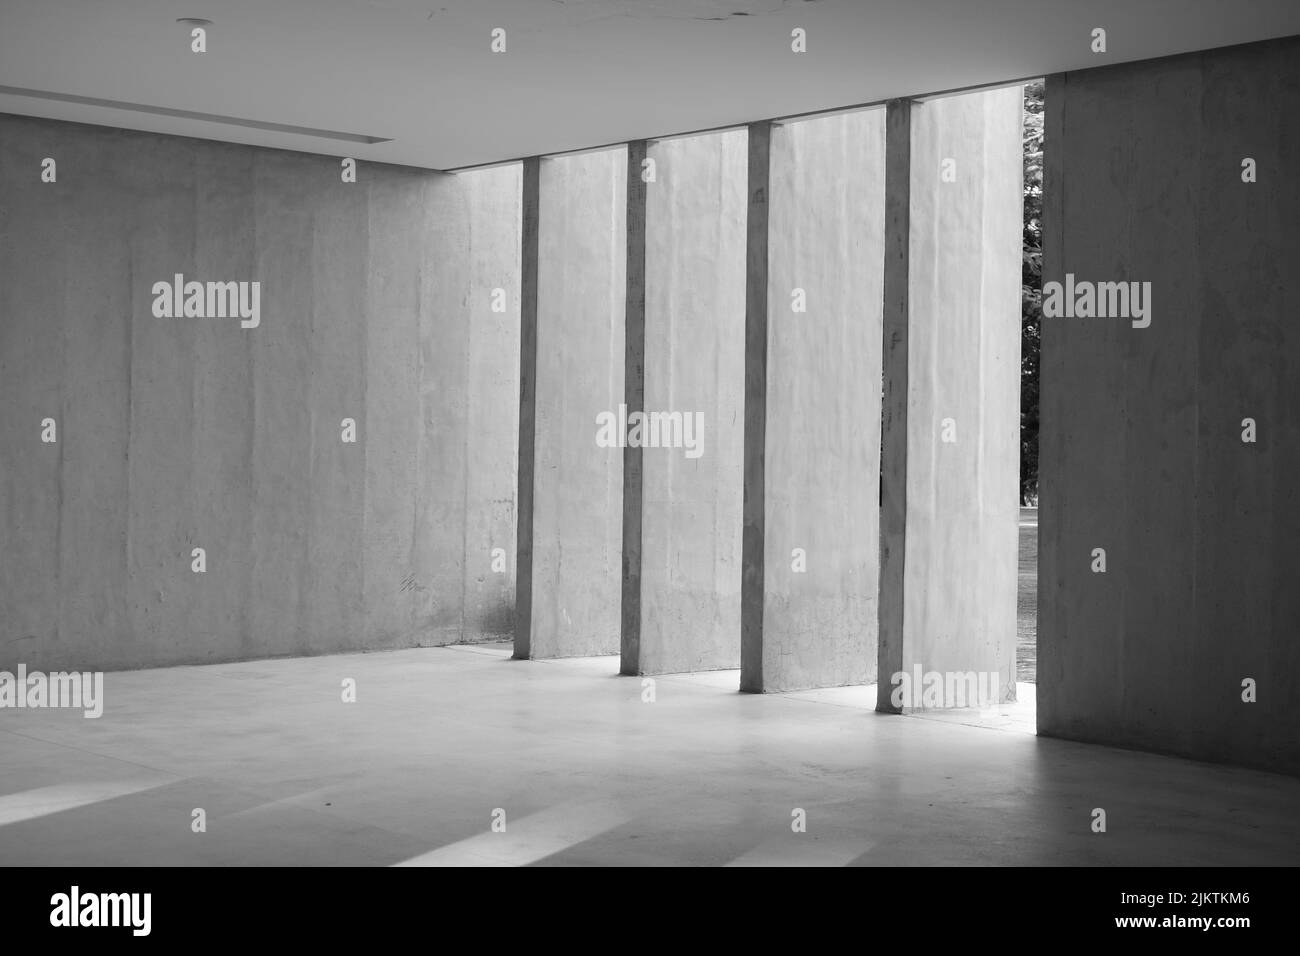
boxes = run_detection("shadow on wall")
[469,598,515,642]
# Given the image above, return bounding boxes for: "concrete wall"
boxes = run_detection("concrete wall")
[427,168,522,641]
[745,111,886,691]
[635,130,747,674]
[0,113,520,672]
[881,88,1022,707]
[526,148,626,657]
[1040,37,1300,774]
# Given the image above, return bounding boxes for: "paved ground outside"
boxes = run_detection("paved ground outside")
[1018,506,1037,683]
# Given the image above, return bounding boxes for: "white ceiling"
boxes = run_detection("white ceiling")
[2,0,1298,171]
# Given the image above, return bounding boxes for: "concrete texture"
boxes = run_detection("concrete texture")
[525,148,626,658]
[619,142,647,673]
[740,122,772,693]
[880,88,1022,708]
[459,170,523,638]
[1039,37,1300,775]
[514,158,540,660]
[877,100,913,713]
[418,164,522,645]
[0,113,521,672]
[744,112,886,692]
[2,643,1298,865]
[636,130,747,674]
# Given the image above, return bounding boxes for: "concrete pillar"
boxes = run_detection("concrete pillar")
[1040,37,1300,775]
[619,141,648,672]
[740,110,887,693]
[518,148,627,659]
[627,130,747,675]
[877,100,912,711]
[878,87,1022,711]
[514,157,540,659]
[740,122,772,692]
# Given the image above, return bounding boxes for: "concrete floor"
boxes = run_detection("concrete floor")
[2,642,1297,866]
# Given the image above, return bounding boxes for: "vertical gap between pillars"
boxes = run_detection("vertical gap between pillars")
[1037,75,1065,725]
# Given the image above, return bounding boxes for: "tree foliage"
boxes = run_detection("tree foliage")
[1021,80,1043,504]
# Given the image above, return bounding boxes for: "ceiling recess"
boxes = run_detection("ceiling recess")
[0,85,392,145]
